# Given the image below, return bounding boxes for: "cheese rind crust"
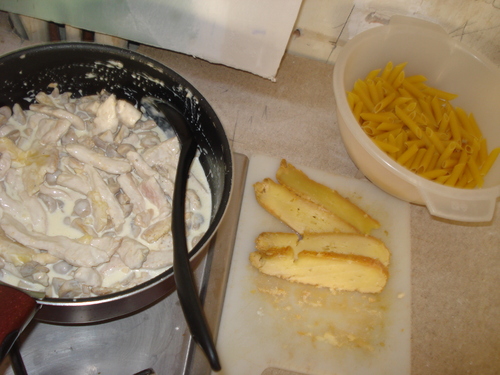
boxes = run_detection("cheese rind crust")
[253,178,358,234]
[250,247,388,294]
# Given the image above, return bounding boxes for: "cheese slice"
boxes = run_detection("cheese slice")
[253,178,358,234]
[256,232,390,267]
[250,247,388,294]
[276,160,380,234]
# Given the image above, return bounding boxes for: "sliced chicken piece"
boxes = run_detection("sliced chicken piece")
[0,137,23,160]
[0,227,36,266]
[55,278,83,298]
[0,152,12,180]
[19,191,48,234]
[27,112,49,131]
[0,213,110,267]
[0,182,32,228]
[12,103,26,125]
[40,118,71,145]
[121,133,141,148]
[32,252,60,265]
[84,164,125,232]
[141,218,171,244]
[116,99,142,128]
[90,236,121,257]
[93,94,119,135]
[21,143,59,195]
[138,176,171,217]
[35,118,57,140]
[30,103,85,130]
[0,123,18,137]
[65,143,132,174]
[56,172,91,196]
[35,91,56,106]
[116,237,149,269]
[87,190,109,233]
[126,151,157,180]
[74,267,102,287]
[78,100,100,116]
[117,173,146,214]
[97,254,129,278]
[142,137,180,168]
[142,245,173,270]
[38,183,85,202]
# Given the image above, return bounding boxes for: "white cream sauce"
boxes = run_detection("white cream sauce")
[0,88,211,298]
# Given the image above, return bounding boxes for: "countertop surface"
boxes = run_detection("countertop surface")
[0,15,499,375]
[134,46,500,375]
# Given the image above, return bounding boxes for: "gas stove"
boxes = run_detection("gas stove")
[0,153,249,375]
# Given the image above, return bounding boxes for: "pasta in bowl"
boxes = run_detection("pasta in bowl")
[333,15,500,222]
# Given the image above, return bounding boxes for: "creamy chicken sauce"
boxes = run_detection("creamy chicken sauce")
[0,87,211,298]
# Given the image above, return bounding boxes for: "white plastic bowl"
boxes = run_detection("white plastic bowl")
[333,15,500,222]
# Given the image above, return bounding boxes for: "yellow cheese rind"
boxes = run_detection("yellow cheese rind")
[256,232,390,267]
[253,178,358,234]
[250,247,388,293]
[276,160,380,234]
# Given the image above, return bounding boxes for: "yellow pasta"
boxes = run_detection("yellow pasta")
[373,139,400,154]
[425,128,445,154]
[467,158,484,187]
[360,112,398,123]
[395,106,423,139]
[397,143,419,165]
[401,79,425,99]
[380,61,393,81]
[387,62,407,85]
[405,75,428,84]
[448,110,462,144]
[480,147,500,176]
[366,68,381,81]
[346,61,498,188]
[421,85,458,101]
[377,121,403,131]
[410,148,427,171]
[373,92,397,113]
[430,96,444,125]
[437,112,450,134]
[353,80,375,112]
[367,79,381,104]
[418,145,436,173]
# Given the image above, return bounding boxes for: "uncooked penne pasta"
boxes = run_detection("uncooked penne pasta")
[387,62,407,85]
[346,61,498,188]
[422,85,458,101]
[373,139,400,154]
[480,147,500,176]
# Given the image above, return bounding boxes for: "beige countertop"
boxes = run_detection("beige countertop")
[136,45,499,375]
[0,15,498,373]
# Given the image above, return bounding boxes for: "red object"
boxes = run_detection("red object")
[0,285,38,360]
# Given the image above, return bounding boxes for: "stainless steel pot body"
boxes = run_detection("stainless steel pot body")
[0,42,233,324]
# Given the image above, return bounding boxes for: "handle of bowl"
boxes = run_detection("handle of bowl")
[389,15,448,35]
[419,188,498,222]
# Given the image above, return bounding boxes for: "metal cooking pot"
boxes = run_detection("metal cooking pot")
[0,42,233,324]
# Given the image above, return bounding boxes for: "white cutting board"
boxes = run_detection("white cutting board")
[214,155,411,375]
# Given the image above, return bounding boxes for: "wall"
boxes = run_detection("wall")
[288,0,500,66]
